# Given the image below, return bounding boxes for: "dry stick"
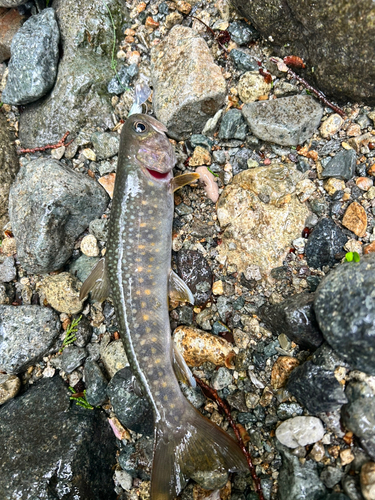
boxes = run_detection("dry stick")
[18,131,73,154]
[189,15,229,52]
[194,376,265,500]
[270,57,346,118]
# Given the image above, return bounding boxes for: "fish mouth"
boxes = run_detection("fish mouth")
[146,168,171,181]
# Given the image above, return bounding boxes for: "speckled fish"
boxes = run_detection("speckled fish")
[80,114,247,499]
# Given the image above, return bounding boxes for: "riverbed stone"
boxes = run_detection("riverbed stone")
[321,149,357,180]
[0,112,18,230]
[342,201,368,237]
[238,71,271,103]
[9,158,109,274]
[276,416,325,448]
[219,109,248,140]
[84,359,108,406]
[242,95,323,146]
[314,254,375,375]
[361,462,375,500]
[0,376,117,499]
[217,165,308,277]
[18,0,128,148]
[91,131,120,160]
[176,250,212,306]
[0,373,20,405]
[41,273,83,315]
[305,217,347,269]
[151,25,226,140]
[0,305,60,374]
[229,49,258,73]
[2,8,59,105]
[0,255,16,282]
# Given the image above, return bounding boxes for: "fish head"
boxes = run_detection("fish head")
[122,114,176,184]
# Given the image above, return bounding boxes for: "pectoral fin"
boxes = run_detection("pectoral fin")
[172,343,196,388]
[79,257,110,302]
[170,173,200,192]
[169,270,194,304]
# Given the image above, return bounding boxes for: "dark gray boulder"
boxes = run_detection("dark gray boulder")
[0,376,117,500]
[9,158,109,274]
[321,150,357,180]
[1,8,60,105]
[0,305,60,374]
[230,0,375,104]
[314,254,375,375]
[305,218,347,269]
[0,112,19,230]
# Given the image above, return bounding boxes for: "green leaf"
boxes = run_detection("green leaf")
[207,167,219,178]
[353,252,360,262]
[345,252,353,262]
[59,315,82,353]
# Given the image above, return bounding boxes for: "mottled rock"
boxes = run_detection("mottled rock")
[100,339,129,378]
[89,218,108,241]
[118,436,153,480]
[176,250,212,306]
[80,234,99,257]
[91,131,120,159]
[238,71,271,103]
[305,218,347,269]
[271,356,300,389]
[0,0,27,6]
[173,326,234,368]
[277,402,303,420]
[227,20,259,45]
[242,95,323,146]
[361,462,375,500]
[320,114,344,139]
[2,9,59,105]
[341,380,375,460]
[320,467,344,489]
[0,237,16,256]
[342,201,367,237]
[276,416,325,448]
[211,367,233,390]
[287,344,348,414]
[321,149,357,180]
[277,442,326,500]
[217,165,308,277]
[356,177,373,192]
[151,26,226,140]
[84,359,108,406]
[231,0,375,104]
[0,376,117,499]
[18,0,128,148]
[189,146,211,167]
[219,109,248,140]
[229,49,258,73]
[0,305,60,374]
[0,373,20,405]
[0,112,18,230]
[0,8,25,63]
[41,273,83,314]
[190,469,228,491]
[107,367,153,436]
[69,255,100,284]
[260,292,323,350]
[0,256,16,282]
[314,254,375,374]
[9,158,108,274]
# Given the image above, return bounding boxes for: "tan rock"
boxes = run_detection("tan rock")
[100,339,129,378]
[309,442,325,462]
[217,165,309,277]
[238,71,272,104]
[175,0,192,14]
[346,122,361,137]
[212,280,224,295]
[365,186,375,200]
[342,201,367,237]
[361,462,375,500]
[151,26,226,139]
[41,272,83,314]
[173,325,235,368]
[98,172,116,198]
[271,356,299,389]
[349,132,374,152]
[356,177,373,191]
[364,241,375,255]
[319,113,343,138]
[165,11,183,29]
[0,373,21,405]
[189,146,211,167]
[1,237,16,256]
[323,178,345,196]
[82,148,96,162]
[296,178,316,202]
[340,448,355,466]
[80,234,99,257]
[145,16,159,29]
[259,386,273,407]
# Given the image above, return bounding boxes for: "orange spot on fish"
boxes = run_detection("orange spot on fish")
[140,222,147,227]
[151,336,157,341]
[143,314,149,321]
[145,289,151,295]
[138,244,145,249]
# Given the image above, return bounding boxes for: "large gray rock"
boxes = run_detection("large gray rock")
[231,0,375,104]
[0,305,60,374]
[0,0,25,6]
[314,254,375,375]
[9,158,109,274]
[151,25,226,140]
[242,95,323,146]
[0,376,117,500]
[18,0,128,148]
[0,8,25,64]
[2,9,60,105]
[0,112,19,230]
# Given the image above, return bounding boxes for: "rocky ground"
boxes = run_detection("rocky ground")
[0,0,375,499]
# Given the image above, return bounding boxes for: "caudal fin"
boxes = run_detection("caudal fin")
[151,404,247,499]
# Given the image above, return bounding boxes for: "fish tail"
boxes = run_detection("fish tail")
[151,403,247,499]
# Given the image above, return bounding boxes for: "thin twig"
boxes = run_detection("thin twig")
[189,15,229,52]
[195,376,265,500]
[18,131,73,154]
[270,57,346,118]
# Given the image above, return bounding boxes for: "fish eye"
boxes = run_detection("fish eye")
[133,121,147,133]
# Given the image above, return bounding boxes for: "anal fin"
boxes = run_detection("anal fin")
[170,173,200,192]
[169,270,194,304]
[79,257,110,302]
[172,343,196,388]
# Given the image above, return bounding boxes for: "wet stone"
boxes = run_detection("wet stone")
[242,95,323,146]
[118,436,153,480]
[91,131,120,159]
[0,256,16,282]
[191,469,229,491]
[61,346,87,374]
[41,272,83,315]
[309,197,329,217]
[211,367,233,390]
[0,305,60,374]
[190,134,214,151]
[180,384,205,409]
[305,217,347,269]
[0,376,117,500]
[0,373,21,405]
[106,367,154,436]
[342,201,367,237]
[107,63,138,94]
[259,292,324,350]
[69,255,100,284]
[320,466,344,489]
[219,109,248,140]
[176,250,212,306]
[227,20,259,45]
[101,339,129,378]
[277,402,304,420]
[176,305,193,325]
[1,8,60,105]
[314,254,375,375]
[73,315,92,347]
[320,114,344,139]
[276,416,324,448]
[229,49,258,73]
[297,158,311,173]
[321,149,357,180]
[84,359,108,406]
[89,217,109,241]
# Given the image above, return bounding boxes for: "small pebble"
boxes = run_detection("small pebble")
[82,148,96,162]
[0,373,21,405]
[1,237,17,256]
[346,122,361,136]
[319,113,343,138]
[271,356,299,389]
[356,177,373,191]
[212,280,224,295]
[340,448,355,466]
[98,173,116,198]
[275,416,325,448]
[50,146,65,160]
[238,71,271,103]
[41,272,83,314]
[189,146,212,167]
[145,17,159,29]
[342,201,367,237]
[361,462,375,500]
[175,0,192,14]
[323,178,346,196]
[80,234,99,257]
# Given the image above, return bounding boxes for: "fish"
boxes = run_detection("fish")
[80,113,247,499]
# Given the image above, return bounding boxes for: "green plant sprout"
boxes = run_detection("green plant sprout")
[102,0,129,93]
[59,315,81,353]
[0,102,3,107]
[207,167,219,177]
[345,251,360,263]
[69,387,94,410]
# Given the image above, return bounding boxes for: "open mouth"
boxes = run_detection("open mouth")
[146,169,170,179]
